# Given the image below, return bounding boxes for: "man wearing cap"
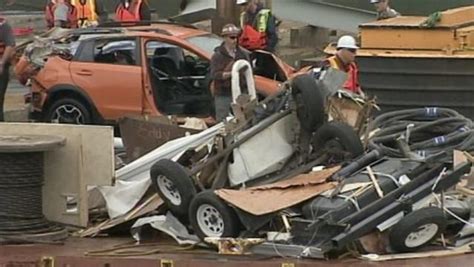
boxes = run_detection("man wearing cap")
[237,0,278,52]
[0,18,15,121]
[371,0,400,20]
[210,24,251,121]
[323,35,362,95]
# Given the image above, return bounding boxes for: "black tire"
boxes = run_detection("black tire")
[291,74,326,132]
[312,121,364,161]
[45,97,92,124]
[189,190,240,241]
[150,159,196,219]
[389,207,447,253]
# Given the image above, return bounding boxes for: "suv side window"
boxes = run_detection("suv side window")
[146,41,209,78]
[93,39,138,66]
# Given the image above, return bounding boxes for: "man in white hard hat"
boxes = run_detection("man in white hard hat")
[370,0,400,20]
[323,35,362,94]
[237,0,278,52]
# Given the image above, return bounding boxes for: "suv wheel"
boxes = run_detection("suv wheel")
[46,98,92,124]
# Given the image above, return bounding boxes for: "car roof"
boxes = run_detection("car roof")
[129,23,208,38]
[94,21,209,38]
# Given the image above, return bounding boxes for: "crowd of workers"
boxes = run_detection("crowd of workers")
[0,0,400,122]
[210,0,398,119]
[44,0,151,28]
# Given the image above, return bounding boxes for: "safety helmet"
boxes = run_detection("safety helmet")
[370,0,381,3]
[336,35,359,50]
[236,0,249,5]
[221,24,241,36]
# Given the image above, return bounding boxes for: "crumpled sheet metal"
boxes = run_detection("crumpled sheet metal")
[98,123,224,219]
[216,166,340,216]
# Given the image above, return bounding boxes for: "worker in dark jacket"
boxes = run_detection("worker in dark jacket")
[370,0,400,20]
[237,0,278,52]
[0,18,15,121]
[210,24,251,121]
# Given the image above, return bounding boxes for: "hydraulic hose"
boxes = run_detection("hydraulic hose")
[367,108,474,160]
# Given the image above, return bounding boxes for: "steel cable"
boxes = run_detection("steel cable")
[0,152,67,243]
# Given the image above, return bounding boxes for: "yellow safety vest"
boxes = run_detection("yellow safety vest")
[240,9,271,33]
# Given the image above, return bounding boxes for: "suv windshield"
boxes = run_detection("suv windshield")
[186,34,223,55]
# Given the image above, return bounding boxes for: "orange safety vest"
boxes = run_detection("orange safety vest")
[71,0,98,26]
[326,56,361,94]
[115,0,142,22]
[239,25,266,51]
[239,10,270,51]
[45,1,78,29]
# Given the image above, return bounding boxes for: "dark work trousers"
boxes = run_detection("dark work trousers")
[214,94,233,122]
[0,64,10,122]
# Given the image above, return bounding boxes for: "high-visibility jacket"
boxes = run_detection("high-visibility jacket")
[326,56,361,94]
[71,0,98,27]
[239,9,271,50]
[115,0,142,22]
[45,1,78,29]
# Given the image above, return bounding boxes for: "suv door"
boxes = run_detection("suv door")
[70,37,143,121]
[145,39,213,117]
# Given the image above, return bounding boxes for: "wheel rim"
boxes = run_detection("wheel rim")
[404,223,439,248]
[51,104,85,124]
[196,204,224,237]
[157,175,182,206]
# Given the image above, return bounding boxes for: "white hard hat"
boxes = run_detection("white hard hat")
[336,35,359,49]
[236,0,249,5]
[370,0,382,3]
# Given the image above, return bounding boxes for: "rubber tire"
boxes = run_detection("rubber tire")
[312,121,364,160]
[291,74,326,133]
[150,159,197,219]
[389,207,447,253]
[189,190,240,241]
[45,97,92,124]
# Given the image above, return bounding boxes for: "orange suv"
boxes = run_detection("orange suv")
[16,23,299,124]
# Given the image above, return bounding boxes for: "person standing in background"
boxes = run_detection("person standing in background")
[115,0,151,22]
[0,18,15,121]
[237,0,278,52]
[45,0,78,29]
[370,0,400,20]
[210,24,251,121]
[71,0,108,27]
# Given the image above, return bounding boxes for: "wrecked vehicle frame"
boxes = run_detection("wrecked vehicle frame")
[149,62,365,242]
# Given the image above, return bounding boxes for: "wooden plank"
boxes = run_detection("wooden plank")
[0,123,114,227]
[360,243,474,262]
[366,166,384,198]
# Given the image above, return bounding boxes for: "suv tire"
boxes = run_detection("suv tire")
[45,98,92,124]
